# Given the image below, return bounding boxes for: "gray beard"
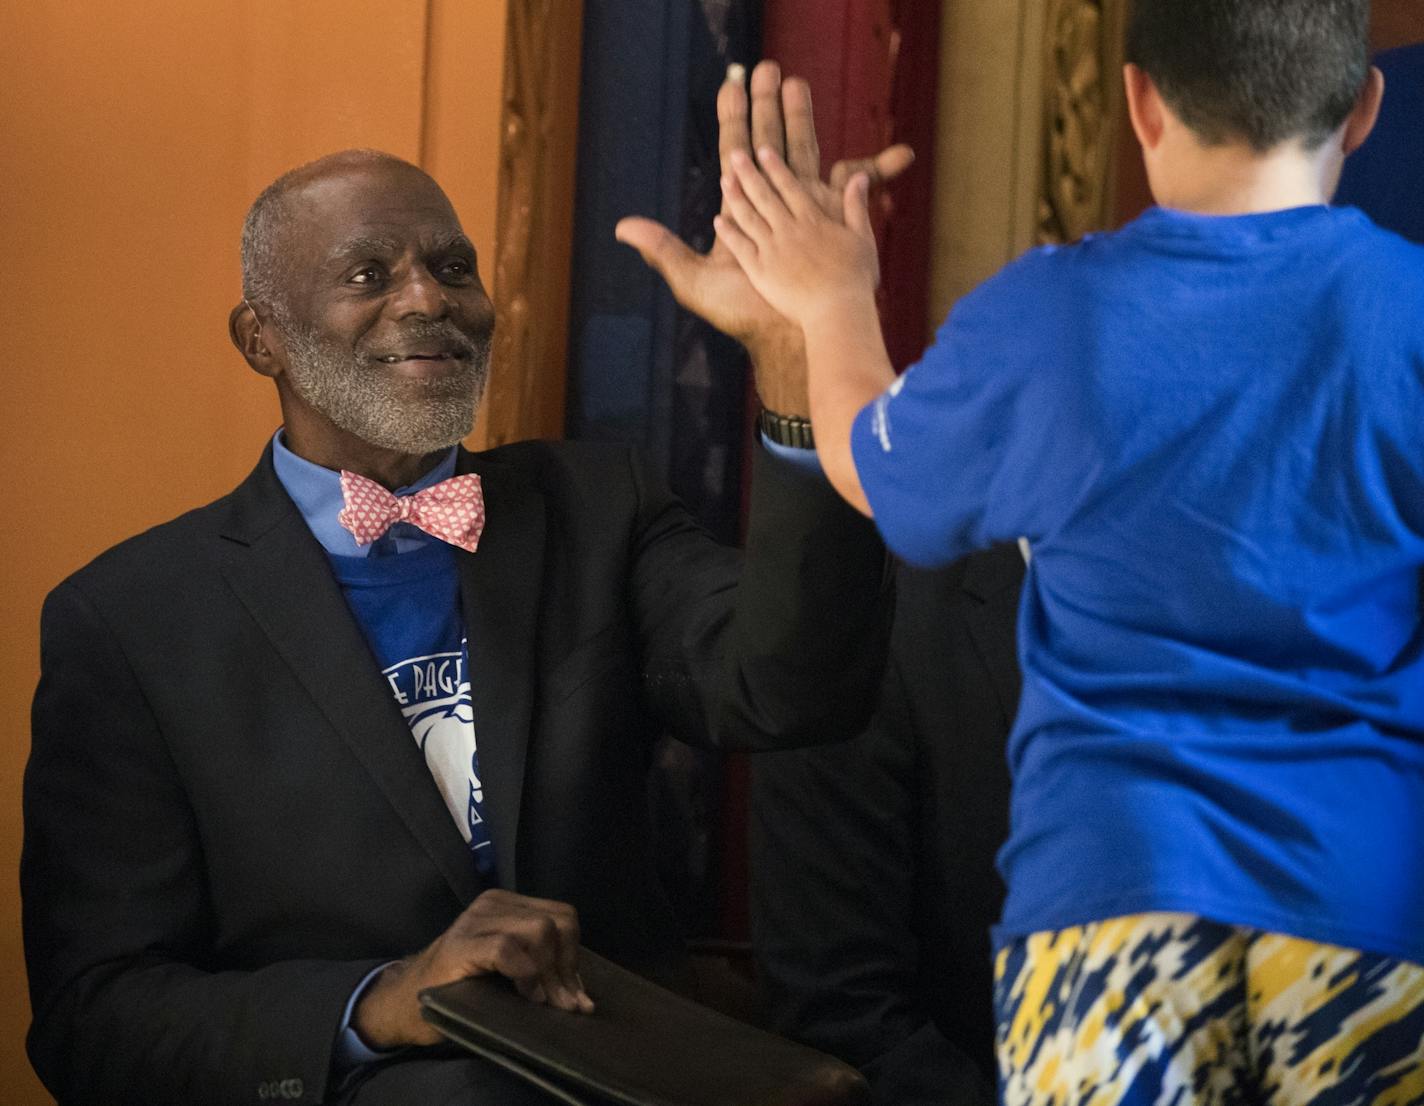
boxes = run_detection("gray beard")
[278,318,490,454]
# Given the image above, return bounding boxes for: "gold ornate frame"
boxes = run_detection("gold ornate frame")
[485,1,584,447]
[930,0,1127,325]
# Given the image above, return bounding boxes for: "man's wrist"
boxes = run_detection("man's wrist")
[745,328,811,417]
[332,962,405,1080]
[351,960,414,1050]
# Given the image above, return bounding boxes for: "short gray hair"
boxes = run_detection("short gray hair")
[239,148,414,321]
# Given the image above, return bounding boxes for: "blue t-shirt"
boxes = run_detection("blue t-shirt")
[1337,44,1424,244]
[852,205,1424,962]
[327,542,497,879]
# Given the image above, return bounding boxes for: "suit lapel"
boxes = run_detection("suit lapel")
[216,450,481,908]
[961,545,1027,725]
[455,448,545,892]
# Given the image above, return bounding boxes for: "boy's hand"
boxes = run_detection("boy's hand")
[715,147,880,329]
[616,61,910,416]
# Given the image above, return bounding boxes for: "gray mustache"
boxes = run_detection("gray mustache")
[365,320,488,360]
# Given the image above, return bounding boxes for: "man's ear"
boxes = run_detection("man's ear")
[228,299,282,379]
[1124,63,1167,152]
[1341,65,1385,157]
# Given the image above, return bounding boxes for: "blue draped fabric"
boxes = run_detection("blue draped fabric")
[566,0,760,545]
[566,1,763,937]
[1337,44,1424,244]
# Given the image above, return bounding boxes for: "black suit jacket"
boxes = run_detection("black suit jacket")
[23,439,889,1106]
[751,545,1024,1106]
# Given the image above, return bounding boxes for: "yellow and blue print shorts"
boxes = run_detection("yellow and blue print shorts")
[995,913,1424,1106]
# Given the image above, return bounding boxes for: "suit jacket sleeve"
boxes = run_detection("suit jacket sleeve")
[24,579,381,1106]
[750,658,995,1106]
[631,444,892,750]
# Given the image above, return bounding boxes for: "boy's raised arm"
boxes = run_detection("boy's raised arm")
[616,61,910,430]
[716,147,895,516]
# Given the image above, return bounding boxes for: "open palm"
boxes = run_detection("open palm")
[616,62,912,411]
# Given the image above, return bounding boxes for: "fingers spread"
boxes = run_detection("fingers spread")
[614,216,674,264]
[872,144,916,186]
[731,149,791,232]
[843,173,874,240]
[722,160,774,243]
[781,77,821,180]
[756,147,816,220]
[829,144,915,194]
[713,214,757,273]
[717,65,752,201]
[615,217,706,297]
[749,60,786,162]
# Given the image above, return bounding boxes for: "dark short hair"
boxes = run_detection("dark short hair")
[1125,0,1369,150]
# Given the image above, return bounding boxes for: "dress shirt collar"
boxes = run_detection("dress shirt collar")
[270,430,459,558]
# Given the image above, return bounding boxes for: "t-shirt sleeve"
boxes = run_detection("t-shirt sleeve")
[851,276,1045,568]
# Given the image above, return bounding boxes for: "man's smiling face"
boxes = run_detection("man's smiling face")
[269,159,496,455]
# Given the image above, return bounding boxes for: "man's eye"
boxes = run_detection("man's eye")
[350,266,383,285]
[441,259,475,281]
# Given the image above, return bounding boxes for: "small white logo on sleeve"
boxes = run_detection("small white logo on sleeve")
[872,373,908,453]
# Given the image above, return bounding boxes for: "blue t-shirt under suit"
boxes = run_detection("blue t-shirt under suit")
[272,434,496,881]
[852,205,1424,963]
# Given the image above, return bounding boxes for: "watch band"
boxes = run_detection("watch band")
[759,408,815,450]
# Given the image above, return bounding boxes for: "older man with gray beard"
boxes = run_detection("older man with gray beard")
[23,65,902,1106]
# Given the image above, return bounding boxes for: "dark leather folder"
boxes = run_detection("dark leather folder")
[418,948,870,1106]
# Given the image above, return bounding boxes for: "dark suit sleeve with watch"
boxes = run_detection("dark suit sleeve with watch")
[750,546,1025,1106]
[22,438,889,1106]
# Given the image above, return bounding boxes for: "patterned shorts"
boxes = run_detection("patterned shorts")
[994,913,1424,1106]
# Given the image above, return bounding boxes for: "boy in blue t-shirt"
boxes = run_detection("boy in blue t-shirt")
[715,0,1424,1101]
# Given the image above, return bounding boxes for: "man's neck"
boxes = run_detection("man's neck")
[281,425,453,490]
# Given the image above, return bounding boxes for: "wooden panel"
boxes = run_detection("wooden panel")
[0,4,511,1101]
[420,0,508,299]
[1036,0,1127,244]
[481,0,583,447]
[1372,0,1424,51]
[930,0,1127,322]
[929,0,1046,322]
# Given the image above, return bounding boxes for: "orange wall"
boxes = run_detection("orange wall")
[0,2,508,1100]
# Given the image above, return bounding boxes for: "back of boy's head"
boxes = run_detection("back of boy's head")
[1125,0,1369,151]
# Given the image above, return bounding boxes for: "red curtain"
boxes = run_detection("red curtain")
[722,0,943,941]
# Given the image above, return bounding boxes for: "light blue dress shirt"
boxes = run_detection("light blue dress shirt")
[271,430,459,557]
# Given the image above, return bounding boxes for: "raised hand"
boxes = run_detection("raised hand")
[716,148,879,329]
[615,60,912,416]
[352,889,593,1049]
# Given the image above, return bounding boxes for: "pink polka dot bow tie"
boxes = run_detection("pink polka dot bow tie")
[337,470,486,553]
